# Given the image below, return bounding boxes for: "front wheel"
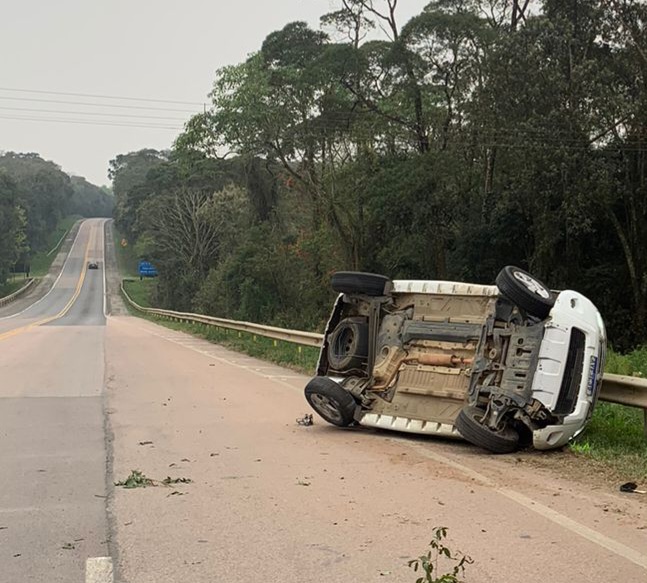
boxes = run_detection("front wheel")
[455,406,520,454]
[304,377,357,427]
[495,266,554,319]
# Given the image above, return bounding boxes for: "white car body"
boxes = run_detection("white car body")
[312,274,606,452]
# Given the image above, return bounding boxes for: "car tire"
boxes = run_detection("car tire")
[327,317,369,371]
[331,271,391,296]
[495,266,555,319]
[304,377,357,427]
[455,405,520,454]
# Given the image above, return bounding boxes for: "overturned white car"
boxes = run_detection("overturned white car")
[304,267,606,453]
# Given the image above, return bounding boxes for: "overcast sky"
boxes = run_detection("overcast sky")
[1,0,428,186]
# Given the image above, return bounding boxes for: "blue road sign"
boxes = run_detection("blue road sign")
[138,260,158,278]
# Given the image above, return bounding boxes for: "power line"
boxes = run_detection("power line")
[0,95,200,114]
[0,86,205,106]
[0,105,187,122]
[0,114,182,131]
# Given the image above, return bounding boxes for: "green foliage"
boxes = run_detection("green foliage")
[111,0,647,350]
[0,279,27,299]
[68,176,114,217]
[115,470,155,489]
[571,402,647,480]
[408,526,473,583]
[605,346,647,377]
[29,215,81,277]
[0,152,108,280]
[123,279,157,309]
[0,170,20,285]
[0,152,73,252]
[115,470,192,489]
[569,345,647,479]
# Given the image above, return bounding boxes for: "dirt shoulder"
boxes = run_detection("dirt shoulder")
[103,219,129,316]
[106,316,647,583]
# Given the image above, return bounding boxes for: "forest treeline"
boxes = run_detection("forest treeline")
[0,152,113,282]
[111,0,647,349]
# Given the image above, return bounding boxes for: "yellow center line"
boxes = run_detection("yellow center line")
[0,224,93,342]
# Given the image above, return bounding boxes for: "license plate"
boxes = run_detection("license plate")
[586,355,599,396]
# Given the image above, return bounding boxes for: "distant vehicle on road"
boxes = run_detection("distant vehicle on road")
[87,261,99,270]
[138,260,158,279]
[304,266,606,454]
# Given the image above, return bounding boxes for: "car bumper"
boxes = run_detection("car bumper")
[531,290,606,450]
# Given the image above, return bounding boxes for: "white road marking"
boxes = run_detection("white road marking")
[408,443,647,570]
[0,220,85,320]
[86,557,114,583]
[102,219,108,318]
[123,320,308,395]
[122,317,647,571]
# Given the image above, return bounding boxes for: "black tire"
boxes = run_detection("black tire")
[304,377,357,427]
[455,406,520,454]
[495,266,555,319]
[327,317,369,371]
[331,271,391,296]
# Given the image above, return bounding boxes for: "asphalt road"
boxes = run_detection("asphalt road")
[1,219,646,583]
[0,219,108,583]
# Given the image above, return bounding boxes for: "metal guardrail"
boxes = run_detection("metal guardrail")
[0,278,35,308]
[120,281,324,347]
[120,281,647,433]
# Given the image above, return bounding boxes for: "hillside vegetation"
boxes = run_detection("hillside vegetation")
[0,152,113,284]
[110,1,647,351]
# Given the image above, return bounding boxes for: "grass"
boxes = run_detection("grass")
[569,347,647,480]
[123,278,157,309]
[29,215,81,277]
[0,279,29,299]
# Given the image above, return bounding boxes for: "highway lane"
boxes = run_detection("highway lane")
[0,219,106,335]
[0,218,109,583]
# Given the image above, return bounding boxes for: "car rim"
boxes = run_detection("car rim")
[512,271,550,299]
[334,328,354,356]
[471,409,508,436]
[310,393,343,423]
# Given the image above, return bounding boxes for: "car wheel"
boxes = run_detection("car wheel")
[331,271,391,296]
[495,266,555,319]
[455,405,520,454]
[304,377,357,427]
[327,317,369,371]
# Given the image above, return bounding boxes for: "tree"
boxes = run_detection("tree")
[0,171,20,285]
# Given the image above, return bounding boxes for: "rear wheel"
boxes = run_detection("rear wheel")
[495,266,554,319]
[455,406,520,454]
[305,377,356,427]
[331,271,391,296]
